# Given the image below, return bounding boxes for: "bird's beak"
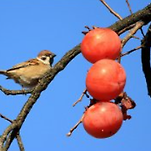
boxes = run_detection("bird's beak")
[52,53,56,58]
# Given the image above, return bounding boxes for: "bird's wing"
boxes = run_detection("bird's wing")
[7,59,39,72]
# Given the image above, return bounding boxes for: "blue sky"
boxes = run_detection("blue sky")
[0,1,151,151]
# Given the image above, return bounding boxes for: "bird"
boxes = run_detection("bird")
[0,50,56,88]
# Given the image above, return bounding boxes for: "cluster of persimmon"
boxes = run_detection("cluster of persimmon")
[81,27,126,138]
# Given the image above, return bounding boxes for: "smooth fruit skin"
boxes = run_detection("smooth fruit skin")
[86,59,126,101]
[83,102,123,138]
[81,28,121,63]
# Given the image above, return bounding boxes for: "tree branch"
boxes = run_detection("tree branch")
[4,128,19,151]
[0,113,13,123]
[100,0,122,20]
[16,132,25,151]
[0,85,32,95]
[121,21,145,47]
[109,3,151,32]
[121,45,142,57]
[141,24,151,98]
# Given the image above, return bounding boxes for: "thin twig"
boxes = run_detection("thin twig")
[66,114,84,137]
[121,21,145,47]
[16,132,25,151]
[118,24,136,35]
[125,1,145,42]
[118,24,140,40]
[73,89,88,107]
[121,45,142,57]
[0,85,32,95]
[140,28,145,37]
[126,0,133,14]
[118,21,144,63]
[100,0,122,20]
[0,113,13,123]
[132,35,140,40]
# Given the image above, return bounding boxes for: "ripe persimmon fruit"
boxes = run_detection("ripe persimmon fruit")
[86,59,126,101]
[83,102,123,138]
[81,28,121,63]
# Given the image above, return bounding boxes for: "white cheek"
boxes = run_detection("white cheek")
[45,57,50,64]
[37,57,50,65]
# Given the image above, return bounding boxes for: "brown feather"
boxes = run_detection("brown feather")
[7,59,39,72]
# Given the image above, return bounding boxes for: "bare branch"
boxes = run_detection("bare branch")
[0,123,16,149]
[16,132,25,151]
[0,85,32,95]
[140,28,145,37]
[3,128,20,151]
[132,35,140,40]
[118,21,144,63]
[109,3,151,32]
[118,24,136,35]
[126,0,133,14]
[141,24,151,97]
[100,0,122,20]
[121,21,145,47]
[0,113,24,151]
[121,45,142,57]
[0,113,13,123]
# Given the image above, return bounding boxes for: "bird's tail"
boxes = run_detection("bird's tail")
[0,70,7,75]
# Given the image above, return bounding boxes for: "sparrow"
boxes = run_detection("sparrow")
[0,50,56,88]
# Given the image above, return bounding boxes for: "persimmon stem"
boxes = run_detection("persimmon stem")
[66,114,84,137]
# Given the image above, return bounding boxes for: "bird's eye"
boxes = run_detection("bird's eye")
[41,56,47,60]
